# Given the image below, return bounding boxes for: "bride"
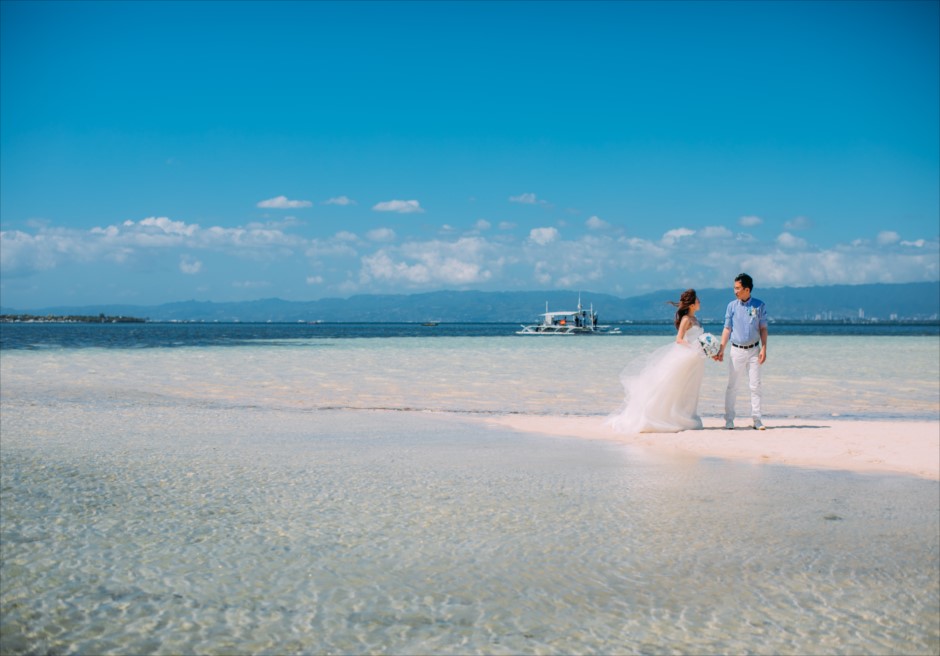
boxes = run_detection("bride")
[607,289,706,433]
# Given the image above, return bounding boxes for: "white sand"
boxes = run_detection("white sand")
[482,415,940,480]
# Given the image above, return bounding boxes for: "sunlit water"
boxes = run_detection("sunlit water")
[2,334,938,654]
[2,334,938,418]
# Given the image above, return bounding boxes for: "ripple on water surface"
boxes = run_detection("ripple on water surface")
[1,402,938,655]
[2,334,938,419]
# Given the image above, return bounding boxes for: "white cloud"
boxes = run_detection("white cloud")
[179,254,202,274]
[776,232,807,249]
[246,217,301,230]
[305,236,358,259]
[360,238,496,287]
[739,215,763,227]
[1,224,139,273]
[257,195,312,209]
[138,216,199,236]
[0,216,308,277]
[586,216,609,230]
[360,251,430,284]
[0,230,56,272]
[699,226,733,239]
[91,225,119,238]
[737,240,940,288]
[3,213,938,306]
[661,228,695,246]
[877,230,900,245]
[528,227,559,245]
[367,228,396,242]
[324,196,356,206]
[498,221,516,230]
[474,219,491,231]
[200,225,302,251]
[533,260,552,285]
[784,216,812,230]
[372,200,424,214]
[509,193,538,204]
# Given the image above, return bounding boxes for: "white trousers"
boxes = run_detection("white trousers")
[725,344,762,421]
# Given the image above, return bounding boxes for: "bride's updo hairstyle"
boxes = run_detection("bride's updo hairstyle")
[668,289,698,329]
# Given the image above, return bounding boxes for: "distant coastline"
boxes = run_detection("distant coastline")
[0,314,147,324]
[2,281,937,324]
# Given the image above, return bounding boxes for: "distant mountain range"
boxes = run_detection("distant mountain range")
[3,281,938,323]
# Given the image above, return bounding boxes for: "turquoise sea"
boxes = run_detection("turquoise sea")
[1,323,938,654]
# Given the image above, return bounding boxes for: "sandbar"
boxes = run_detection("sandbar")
[481,415,940,480]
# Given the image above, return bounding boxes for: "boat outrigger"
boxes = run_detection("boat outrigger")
[516,297,621,335]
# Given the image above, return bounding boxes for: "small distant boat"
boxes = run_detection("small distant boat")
[516,296,621,335]
[421,322,439,327]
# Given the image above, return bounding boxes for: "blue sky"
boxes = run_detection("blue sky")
[1,0,938,309]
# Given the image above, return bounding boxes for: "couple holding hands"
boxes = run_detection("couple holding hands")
[608,273,768,434]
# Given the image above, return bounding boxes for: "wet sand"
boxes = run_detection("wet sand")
[481,416,940,480]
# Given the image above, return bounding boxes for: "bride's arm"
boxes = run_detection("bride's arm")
[675,316,693,346]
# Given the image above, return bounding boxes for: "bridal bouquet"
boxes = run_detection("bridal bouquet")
[698,332,721,357]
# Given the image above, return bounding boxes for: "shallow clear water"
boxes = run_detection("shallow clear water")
[1,335,939,655]
[1,334,937,419]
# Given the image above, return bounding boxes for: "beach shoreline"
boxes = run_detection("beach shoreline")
[479,415,940,480]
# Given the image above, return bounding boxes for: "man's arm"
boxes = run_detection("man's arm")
[758,325,768,365]
[716,326,731,361]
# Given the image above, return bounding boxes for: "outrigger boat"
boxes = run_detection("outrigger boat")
[516,297,621,335]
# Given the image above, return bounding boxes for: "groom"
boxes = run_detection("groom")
[715,273,768,430]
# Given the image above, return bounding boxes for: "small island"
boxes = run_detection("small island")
[0,314,147,323]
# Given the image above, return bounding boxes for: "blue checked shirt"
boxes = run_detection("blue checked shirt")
[724,297,767,346]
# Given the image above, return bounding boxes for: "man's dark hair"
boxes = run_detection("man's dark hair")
[735,273,754,291]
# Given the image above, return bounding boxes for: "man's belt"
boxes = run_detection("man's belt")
[732,342,760,349]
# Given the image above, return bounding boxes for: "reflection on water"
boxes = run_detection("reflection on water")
[2,403,938,655]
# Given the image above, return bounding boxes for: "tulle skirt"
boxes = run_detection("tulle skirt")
[606,341,705,434]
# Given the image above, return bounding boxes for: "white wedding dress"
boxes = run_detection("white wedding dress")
[606,323,705,433]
